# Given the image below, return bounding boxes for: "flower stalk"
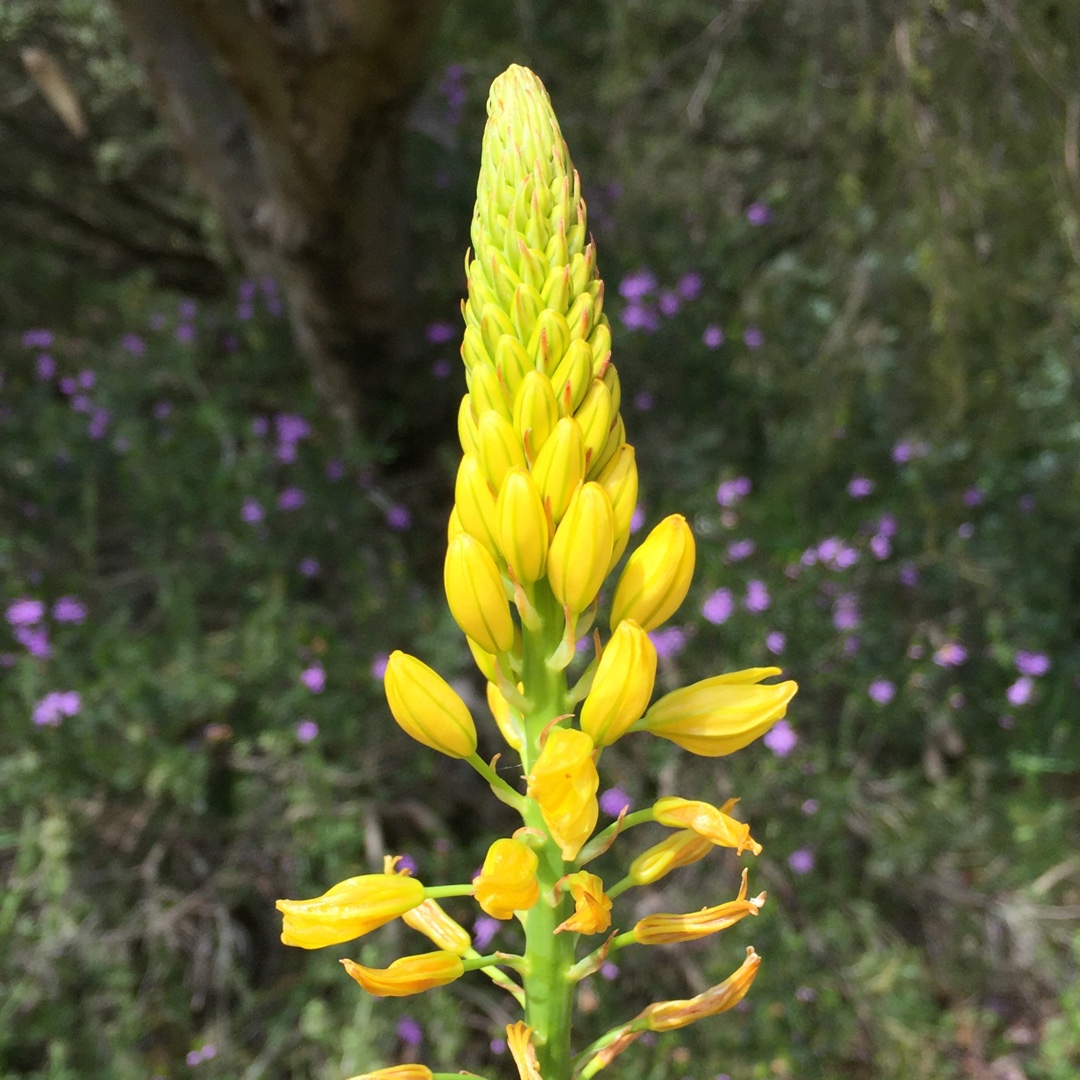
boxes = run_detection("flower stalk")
[275,64,798,1080]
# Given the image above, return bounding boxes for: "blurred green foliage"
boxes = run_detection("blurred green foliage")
[2,1,1080,1079]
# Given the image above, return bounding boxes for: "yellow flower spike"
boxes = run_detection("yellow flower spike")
[477,410,529,492]
[513,370,559,462]
[627,829,713,887]
[344,1066,433,1080]
[384,651,478,759]
[454,454,501,558]
[550,339,594,416]
[467,354,513,421]
[609,513,696,632]
[275,873,425,949]
[642,668,799,757]
[340,951,465,998]
[486,679,525,751]
[653,796,763,856]
[497,467,550,585]
[598,443,639,570]
[474,837,541,919]
[639,948,762,1031]
[632,868,766,944]
[526,727,599,861]
[573,379,613,472]
[506,1021,544,1080]
[444,533,516,655]
[457,393,479,456]
[546,481,615,616]
[555,871,612,935]
[403,899,473,956]
[531,415,586,524]
[579,619,657,747]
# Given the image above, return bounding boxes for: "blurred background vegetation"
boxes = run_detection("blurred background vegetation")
[2,1,1080,1078]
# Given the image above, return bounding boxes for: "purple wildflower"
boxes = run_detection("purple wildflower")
[326,458,344,481]
[870,534,892,560]
[802,799,819,815]
[727,538,755,561]
[599,788,633,817]
[677,272,703,301]
[432,358,452,379]
[847,476,874,498]
[1006,677,1033,707]
[600,961,619,981]
[296,719,319,743]
[716,476,751,506]
[251,416,269,437]
[763,719,797,757]
[744,579,770,614]
[278,487,305,511]
[52,597,87,624]
[33,690,81,726]
[298,557,320,577]
[787,848,814,874]
[396,1016,423,1046]
[60,376,77,395]
[868,678,896,705]
[175,324,195,344]
[425,321,456,344]
[153,401,173,421]
[241,498,265,524]
[6,598,45,626]
[745,202,772,225]
[371,652,390,680]
[1015,651,1050,677]
[877,513,898,538]
[832,593,860,632]
[618,269,657,301]
[702,588,734,625]
[634,391,654,411]
[765,631,786,655]
[630,505,646,533]
[658,290,680,317]
[702,324,724,349]
[300,664,325,693]
[620,304,660,333]
[474,916,500,950]
[88,408,111,439]
[649,627,687,658]
[899,562,919,587]
[23,329,53,348]
[743,326,764,349]
[276,414,311,444]
[963,486,985,507]
[386,505,411,531]
[397,854,418,876]
[958,522,974,539]
[933,642,968,668]
[121,333,146,357]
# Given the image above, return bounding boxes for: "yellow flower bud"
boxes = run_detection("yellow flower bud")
[467,636,498,681]
[444,534,515,654]
[526,727,599,861]
[598,443,638,570]
[511,281,545,343]
[579,619,656,746]
[540,264,571,314]
[590,412,624,478]
[497,467,549,584]
[638,948,761,1031]
[340,951,464,997]
[550,339,593,416]
[476,410,527,492]
[447,505,464,545]
[461,325,489,372]
[457,393,479,456]
[384,651,478,759]
[546,481,614,615]
[506,1021,543,1080]
[643,668,798,757]
[454,454,500,557]
[573,378,613,471]
[632,868,766,944]
[627,829,713,887]
[555,871,612,934]
[345,1066,433,1080]
[403,899,473,955]
[609,514,696,632]
[588,320,612,367]
[468,354,512,421]
[494,334,533,400]
[474,838,540,919]
[276,873,425,949]
[653,796,762,856]
[486,679,524,751]
[527,308,571,375]
[513,370,559,461]
[600,358,621,416]
[531,416,585,524]
[479,304,518,370]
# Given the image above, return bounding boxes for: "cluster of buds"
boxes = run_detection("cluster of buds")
[276,65,797,1080]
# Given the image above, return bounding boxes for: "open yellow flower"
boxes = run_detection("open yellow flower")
[276,873,425,949]
[340,951,465,997]
[526,727,599,861]
[555,871,612,934]
[642,667,798,756]
[638,947,761,1031]
[632,868,765,944]
[653,796,762,856]
[474,837,540,920]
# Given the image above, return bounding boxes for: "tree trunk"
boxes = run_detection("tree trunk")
[108,0,446,442]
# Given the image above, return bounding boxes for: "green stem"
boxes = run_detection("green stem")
[423,884,475,900]
[575,809,655,865]
[467,752,527,813]
[520,581,576,1079]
